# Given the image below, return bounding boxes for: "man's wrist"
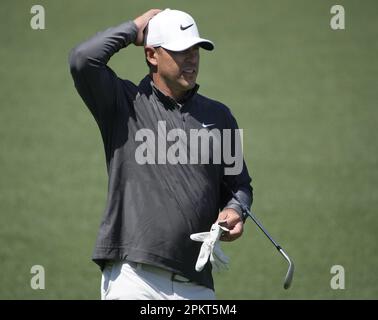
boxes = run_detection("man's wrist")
[223,205,247,223]
[127,21,139,45]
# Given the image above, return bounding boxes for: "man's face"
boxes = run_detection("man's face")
[155,45,200,95]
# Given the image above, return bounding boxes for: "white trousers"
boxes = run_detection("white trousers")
[101,261,216,300]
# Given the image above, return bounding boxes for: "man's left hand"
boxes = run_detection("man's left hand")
[217,209,243,242]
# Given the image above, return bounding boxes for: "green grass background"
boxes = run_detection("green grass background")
[0,0,377,299]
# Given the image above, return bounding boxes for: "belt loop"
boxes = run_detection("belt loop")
[171,273,191,283]
[126,260,141,270]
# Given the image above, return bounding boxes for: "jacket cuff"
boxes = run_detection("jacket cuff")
[224,203,247,223]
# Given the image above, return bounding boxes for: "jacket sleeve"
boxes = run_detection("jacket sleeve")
[68,21,138,127]
[221,111,253,222]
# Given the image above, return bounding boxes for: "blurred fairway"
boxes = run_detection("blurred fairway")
[0,0,377,299]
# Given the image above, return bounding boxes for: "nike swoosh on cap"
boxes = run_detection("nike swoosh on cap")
[201,123,216,128]
[180,23,194,31]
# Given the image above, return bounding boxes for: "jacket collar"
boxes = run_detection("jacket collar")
[139,75,199,110]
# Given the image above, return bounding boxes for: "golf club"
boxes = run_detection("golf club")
[227,187,294,289]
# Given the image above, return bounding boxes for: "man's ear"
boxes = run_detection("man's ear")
[145,46,158,67]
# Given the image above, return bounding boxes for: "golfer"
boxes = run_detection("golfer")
[69,8,253,300]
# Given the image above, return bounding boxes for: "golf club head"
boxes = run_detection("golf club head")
[279,248,294,289]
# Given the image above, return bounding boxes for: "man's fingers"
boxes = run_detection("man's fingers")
[134,8,161,28]
[220,222,243,242]
[133,9,162,45]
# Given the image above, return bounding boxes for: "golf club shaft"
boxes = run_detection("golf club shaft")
[243,207,281,251]
[227,188,294,289]
[229,190,279,246]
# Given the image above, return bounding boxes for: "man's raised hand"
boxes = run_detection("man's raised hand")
[133,9,162,46]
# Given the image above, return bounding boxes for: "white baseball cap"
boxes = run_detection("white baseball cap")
[145,9,214,52]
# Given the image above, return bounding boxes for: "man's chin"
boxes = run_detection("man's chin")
[180,79,197,91]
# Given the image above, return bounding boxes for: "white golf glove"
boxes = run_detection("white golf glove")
[190,222,230,272]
